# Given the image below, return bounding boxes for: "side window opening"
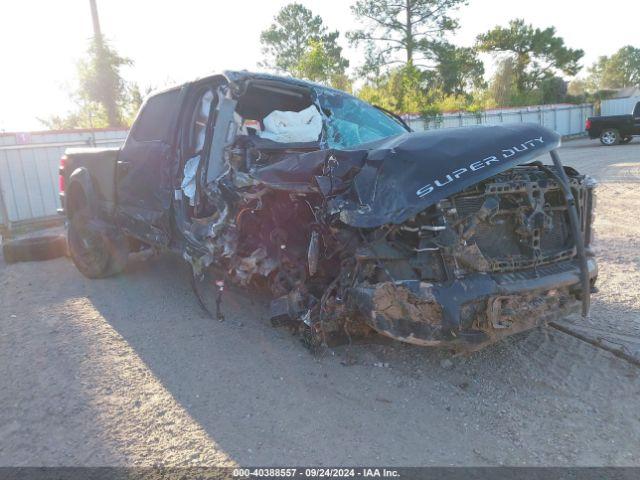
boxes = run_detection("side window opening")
[181,81,321,218]
[130,89,180,142]
[180,87,216,210]
[235,82,313,120]
[234,82,321,144]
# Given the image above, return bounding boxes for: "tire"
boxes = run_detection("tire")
[620,136,633,144]
[2,235,67,264]
[599,129,620,146]
[67,204,128,278]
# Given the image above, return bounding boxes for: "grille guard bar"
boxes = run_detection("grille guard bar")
[549,149,591,317]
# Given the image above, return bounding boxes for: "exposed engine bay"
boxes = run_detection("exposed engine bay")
[177,72,597,351]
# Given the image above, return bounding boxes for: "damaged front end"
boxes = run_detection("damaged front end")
[346,165,597,348]
[181,71,597,351]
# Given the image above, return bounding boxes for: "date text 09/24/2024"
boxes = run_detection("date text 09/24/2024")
[232,468,400,478]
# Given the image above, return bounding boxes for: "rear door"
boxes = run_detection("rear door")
[116,88,182,245]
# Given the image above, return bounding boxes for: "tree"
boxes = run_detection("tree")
[577,46,640,95]
[567,78,588,97]
[78,35,132,127]
[539,76,567,104]
[477,19,584,93]
[584,56,608,92]
[586,46,640,90]
[348,0,484,111]
[603,46,640,88]
[431,43,484,95]
[488,57,518,107]
[358,64,437,114]
[293,39,352,90]
[260,3,348,87]
[39,34,134,129]
[123,82,154,125]
[348,0,467,69]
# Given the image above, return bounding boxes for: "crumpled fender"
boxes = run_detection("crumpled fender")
[249,148,368,193]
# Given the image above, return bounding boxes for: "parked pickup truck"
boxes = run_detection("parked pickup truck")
[586,101,640,145]
[59,71,597,351]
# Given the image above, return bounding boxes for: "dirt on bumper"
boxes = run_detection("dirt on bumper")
[349,259,598,349]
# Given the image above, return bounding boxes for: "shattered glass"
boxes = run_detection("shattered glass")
[317,90,407,149]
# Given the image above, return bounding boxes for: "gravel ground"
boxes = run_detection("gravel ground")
[1,137,639,467]
[555,139,640,360]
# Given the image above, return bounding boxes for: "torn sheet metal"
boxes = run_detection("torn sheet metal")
[249,147,368,193]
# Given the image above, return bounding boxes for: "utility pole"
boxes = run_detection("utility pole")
[89,0,102,40]
[87,0,120,127]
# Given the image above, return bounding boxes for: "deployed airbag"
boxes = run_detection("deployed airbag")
[259,105,322,143]
[181,155,200,205]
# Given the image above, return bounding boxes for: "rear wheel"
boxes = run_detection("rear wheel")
[599,129,620,146]
[68,204,128,278]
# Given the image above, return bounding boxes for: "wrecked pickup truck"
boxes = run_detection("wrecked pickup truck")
[59,71,597,350]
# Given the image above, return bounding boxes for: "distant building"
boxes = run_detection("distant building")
[610,86,640,99]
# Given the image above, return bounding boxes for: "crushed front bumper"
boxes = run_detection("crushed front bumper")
[349,258,598,348]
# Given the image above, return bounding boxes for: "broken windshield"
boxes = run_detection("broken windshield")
[317,89,408,149]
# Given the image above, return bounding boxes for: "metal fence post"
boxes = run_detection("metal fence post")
[0,180,11,238]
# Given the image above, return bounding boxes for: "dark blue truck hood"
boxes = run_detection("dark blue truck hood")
[338,123,561,227]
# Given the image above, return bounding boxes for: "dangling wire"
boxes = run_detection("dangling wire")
[190,266,213,319]
[190,265,225,321]
[215,279,225,321]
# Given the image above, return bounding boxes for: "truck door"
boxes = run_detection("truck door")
[116,88,182,245]
[204,87,237,185]
[633,102,640,134]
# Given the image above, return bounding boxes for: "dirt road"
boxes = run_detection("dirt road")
[1,138,639,466]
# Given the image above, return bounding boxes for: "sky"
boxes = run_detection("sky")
[1,0,638,132]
